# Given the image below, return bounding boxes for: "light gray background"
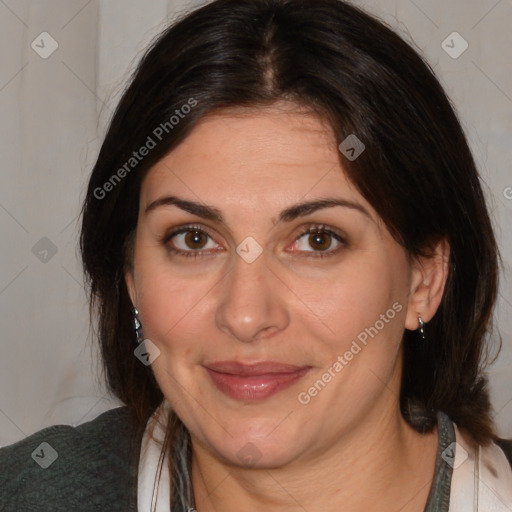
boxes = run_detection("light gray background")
[1,0,511,446]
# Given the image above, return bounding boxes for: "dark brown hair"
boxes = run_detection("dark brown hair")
[80,0,502,461]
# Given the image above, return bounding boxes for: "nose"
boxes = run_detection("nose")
[215,251,290,344]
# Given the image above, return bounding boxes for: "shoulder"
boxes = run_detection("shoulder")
[450,418,512,508]
[476,436,512,506]
[0,406,143,512]
[495,437,512,470]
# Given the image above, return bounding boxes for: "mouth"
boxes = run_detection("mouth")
[203,361,312,402]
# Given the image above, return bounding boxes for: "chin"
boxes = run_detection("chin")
[205,422,307,469]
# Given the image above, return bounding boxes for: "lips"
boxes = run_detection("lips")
[203,361,311,401]
[204,360,308,375]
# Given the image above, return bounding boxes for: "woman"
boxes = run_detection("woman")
[1,0,511,510]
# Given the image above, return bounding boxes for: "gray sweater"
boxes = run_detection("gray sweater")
[0,407,141,511]
[1,406,511,511]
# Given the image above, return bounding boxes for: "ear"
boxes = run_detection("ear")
[405,237,450,331]
[123,229,138,307]
[124,267,137,307]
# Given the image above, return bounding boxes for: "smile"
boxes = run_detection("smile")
[203,361,312,401]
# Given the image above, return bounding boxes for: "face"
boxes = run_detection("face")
[125,102,420,468]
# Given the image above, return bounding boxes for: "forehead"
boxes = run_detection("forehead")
[140,103,377,223]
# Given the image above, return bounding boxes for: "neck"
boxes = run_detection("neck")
[189,392,438,512]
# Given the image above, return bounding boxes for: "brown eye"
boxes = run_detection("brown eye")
[184,230,208,249]
[164,226,220,258]
[292,225,347,258]
[308,232,332,251]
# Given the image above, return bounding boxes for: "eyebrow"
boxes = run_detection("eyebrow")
[144,195,372,225]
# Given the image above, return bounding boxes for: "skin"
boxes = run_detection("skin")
[125,101,450,512]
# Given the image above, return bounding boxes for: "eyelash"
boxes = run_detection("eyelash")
[161,223,347,260]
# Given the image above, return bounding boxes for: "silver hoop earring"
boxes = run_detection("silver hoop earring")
[417,316,426,341]
[132,308,144,345]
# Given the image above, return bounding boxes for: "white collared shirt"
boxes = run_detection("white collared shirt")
[138,402,172,512]
[450,423,512,511]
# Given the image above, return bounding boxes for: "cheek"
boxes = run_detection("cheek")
[135,271,208,395]
[312,250,407,347]
[138,276,207,348]
[133,253,225,369]
[302,258,408,412]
